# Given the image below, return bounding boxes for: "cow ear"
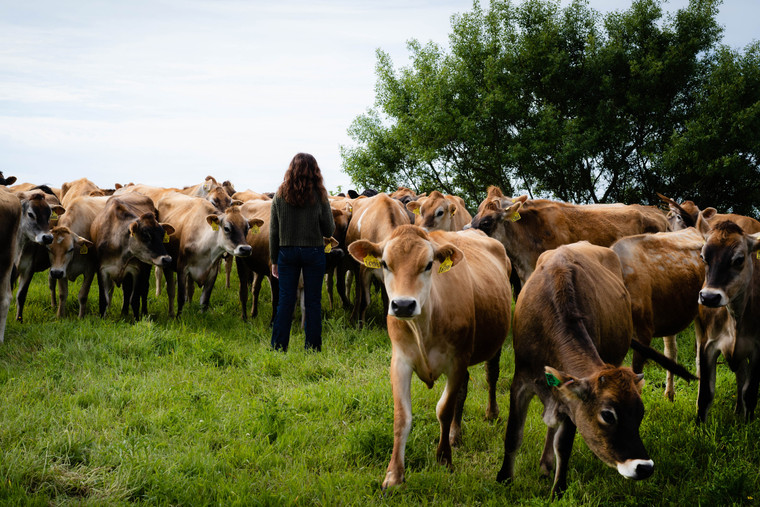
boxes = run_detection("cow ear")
[4,176,16,185]
[348,240,383,267]
[696,208,717,238]
[249,218,264,229]
[512,195,529,204]
[746,232,760,258]
[324,236,339,249]
[161,223,175,236]
[77,237,94,249]
[449,203,457,217]
[128,220,139,237]
[434,244,463,270]
[206,215,220,229]
[502,201,523,222]
[486,186,503,199]
[545,366,589,401]
[407,201,421,214]
[52,205,66,216]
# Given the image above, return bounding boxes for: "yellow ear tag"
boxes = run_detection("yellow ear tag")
[413,208,420,216]
[251,224,260,234]
[51,212,58,220]
[211,222,219,231]
[79,245,88,255]
[324,243,332,254]
[163,232,170,243]
[510,212,521,222]
[363,254,382,269]
[451,208,456,217]
[757,251,760,260]
[438,256,453,274]
[347,204,353,213]
[203,183,211,191]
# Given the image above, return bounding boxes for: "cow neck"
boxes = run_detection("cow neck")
[403,318,435,388]
[555,327,607,379]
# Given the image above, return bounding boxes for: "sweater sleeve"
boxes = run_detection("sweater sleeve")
[320,199,335,238]
[269,197,280,264]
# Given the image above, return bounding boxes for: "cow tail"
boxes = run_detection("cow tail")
[629,339,697,381]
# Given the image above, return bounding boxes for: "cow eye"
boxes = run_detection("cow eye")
[28,212,35,219]
[733,255,745,268]
[435,209,444,217]
[600,409,617,425]
[425,261,433,271]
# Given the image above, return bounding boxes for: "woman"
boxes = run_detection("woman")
[270,153,335,352]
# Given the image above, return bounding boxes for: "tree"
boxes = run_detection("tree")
[342,0,738,211]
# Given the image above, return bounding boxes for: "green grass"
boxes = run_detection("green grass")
[1,270,759,505]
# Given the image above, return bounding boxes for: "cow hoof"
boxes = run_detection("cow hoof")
[382,471,404,490]
[664,390,675,402]
[485,407,500,421]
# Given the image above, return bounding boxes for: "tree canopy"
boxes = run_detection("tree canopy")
[341,0,760,215]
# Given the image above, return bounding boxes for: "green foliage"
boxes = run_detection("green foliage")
[1,270,760,504]
[342,0,759,214]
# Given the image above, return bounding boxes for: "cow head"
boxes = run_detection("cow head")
[698,220,760,308]
[469,195,525,237]
[407,191,458,231]
[47,226,93,279]
[206,186,233,212]
[18,191,64,245]
[348,225,463,319]
[207,205,261,257]
[128,212,174,267]
[545,365,654,480]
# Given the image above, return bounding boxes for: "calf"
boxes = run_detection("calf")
[696,218,760,422]
[497,242,695,498]
[611,228,705,400]
[349,225,511,488]
[157,193,259,317]
[90,193,174,318]
[0,189,21,343]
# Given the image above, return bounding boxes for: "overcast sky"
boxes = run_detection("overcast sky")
[1,0,757,194]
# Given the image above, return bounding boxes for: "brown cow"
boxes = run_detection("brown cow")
[235,199,278,322]
[345,193,411,326]
[407,191,472,231]
[157,193,258,317]
[497,241,695,498]
[658,193,760,233]
[0,188,21,343]
[611,228,706,400]
[90,193,174,318]
[349,225,511,488]
[470,189,668,286]
[696,218,760,422]
[60,178,105,208]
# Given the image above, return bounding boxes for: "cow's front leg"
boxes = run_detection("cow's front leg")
[550,417,576,500]
[383,353,413,489]
[437,366,467,467]
[663,334,678,401]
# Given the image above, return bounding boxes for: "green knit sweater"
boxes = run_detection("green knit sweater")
[269,193,335,264]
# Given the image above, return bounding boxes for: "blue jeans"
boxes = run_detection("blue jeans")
[271,246,326,352]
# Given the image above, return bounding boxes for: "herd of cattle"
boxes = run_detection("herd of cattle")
[1,170,759,497]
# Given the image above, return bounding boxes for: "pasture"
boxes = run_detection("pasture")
[0,268,758,505]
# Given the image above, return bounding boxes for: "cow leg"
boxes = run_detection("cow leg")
[550,417,577,500]
[163,268,176,318]
[539,426,557,477]
[236,259,250,321]
[0,266,12,343]
[383,353,413,489]
[121,273,139,319]
[185,273,195,303]
[199,269,219,311]
[48,273,57,309]
[744,355,760,421]
[663,335,678,401]
[697,341,721,423]
[496,376,533,483]
[137,264,150,317]
[251,272,264,318]
[97,271,111,317]
[57,278,68,318]
[77,270,95,318]
[224,254,233,289]
[485,348,502,420]
[337,261,351,310]
[13,262,34,323]
[325,266,334,311]
[450,369,470,447]
[176,265,188,317]
[436,368,467,468]
[154,266,162,297]
[734,360,750,420]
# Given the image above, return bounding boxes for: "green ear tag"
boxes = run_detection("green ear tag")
[363,254,382,269]
[324,243,332,254]
[438,256,453,274]
[545,372,561,387]
[79,245,88,255]
[251,224,260,235]
[510,212,521,222]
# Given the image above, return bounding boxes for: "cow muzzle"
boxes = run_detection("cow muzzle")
[389,297,418,319]
[39,233,54,245]
[616,459,654,480]
[234,245,252,257]
[156,255,172,267]
[50,268,64,279]
[699,288,727,308]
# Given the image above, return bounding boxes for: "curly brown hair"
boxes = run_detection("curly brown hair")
[277,152,328,207]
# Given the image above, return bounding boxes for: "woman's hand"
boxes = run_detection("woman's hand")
[271,264,279,279]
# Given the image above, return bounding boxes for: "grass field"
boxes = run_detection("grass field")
[1,267,759,505]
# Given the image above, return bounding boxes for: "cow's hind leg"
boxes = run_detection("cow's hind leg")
[496,374,533,483]
[485,348,502,420]
[450,369,469,446]
[539,426,557,477]
[436,367,467,468]
[663,335,678,401]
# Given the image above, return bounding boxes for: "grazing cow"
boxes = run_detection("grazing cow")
[157,193,259,317]
[407,191,472,231]
[611,228,706,400]
[348,225,511,488]
[696,218,760,422]
[235,199,278,322]
[470,189,668,286]
[658,193,760,233]
[90,193,174,318]
[497,242,695,498]
[0,189,21,343]
[345,193,411,326]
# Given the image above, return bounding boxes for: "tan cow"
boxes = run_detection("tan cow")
[345,193,411,326]
[235,199,277,322]
[658,193,760,233]
[157,193,259,317]
[470,189,668,286]
[349,225,511,489]
[407,191,472,231]
[0,188,21,343]
[497,242,695,498]
[90,193,174,318]
[696,218,760,422]
[611,228,706,400]
[60,178,106,208]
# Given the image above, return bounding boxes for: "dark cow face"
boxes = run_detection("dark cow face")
[19,191,63,245]
[546,366,653,480]
[128,212,174,267]
[348,225,463,319]
[47,226,93,279]
[207,206,260,257]
[207,186,232,212]
[699,220,760,308]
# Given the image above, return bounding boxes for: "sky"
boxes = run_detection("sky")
[1,0,757,195]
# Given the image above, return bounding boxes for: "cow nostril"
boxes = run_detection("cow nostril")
[42,234,53,245]
[238,245,252,256]
[161,256,172,266]
[699,291,722,307]
[391,299,416,317]
[50,269,64,279]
